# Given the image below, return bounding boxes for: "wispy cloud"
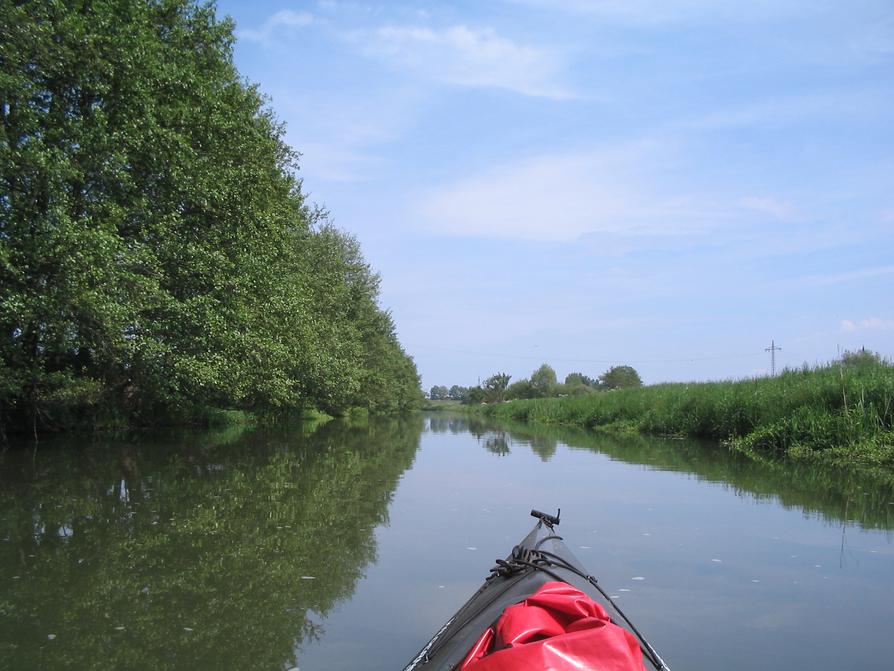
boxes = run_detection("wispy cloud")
[416,142,786,242]
[418,146,661,241]
[361,24,573,99]
[238,10,314,44]
[841,317,894,332]
[280,87,424,183]
[289,140,384,184]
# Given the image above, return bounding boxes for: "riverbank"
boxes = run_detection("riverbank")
[476,354,894,470]
[421,399,465,412]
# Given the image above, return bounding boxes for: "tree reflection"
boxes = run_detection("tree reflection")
[427,416,472,435]
[482,431,511,456]
[472,417,894,531]
[0,416,423,670]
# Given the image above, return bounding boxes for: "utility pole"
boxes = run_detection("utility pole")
[765,339,781,377]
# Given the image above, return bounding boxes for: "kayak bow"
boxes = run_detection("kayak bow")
[403,509,671,671]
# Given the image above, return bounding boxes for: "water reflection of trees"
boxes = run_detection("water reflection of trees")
[483,431,511,456]
[427,413,561,461]
[427,415,516,458]
[0,416,423,670]
[470,417,894,531]
[427,415,479,435]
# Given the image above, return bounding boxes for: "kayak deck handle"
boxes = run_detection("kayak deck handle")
[530,508,561,526]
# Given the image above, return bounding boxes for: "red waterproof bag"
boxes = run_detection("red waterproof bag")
[459,581,647,671]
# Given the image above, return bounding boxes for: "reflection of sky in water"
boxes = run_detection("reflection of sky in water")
[1,416,890,670]
[299,416,893,671]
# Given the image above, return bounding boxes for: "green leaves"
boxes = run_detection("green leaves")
[599,365,643,390]
[0,0,421,436]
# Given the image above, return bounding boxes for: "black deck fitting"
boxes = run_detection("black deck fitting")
[530,508,561,526]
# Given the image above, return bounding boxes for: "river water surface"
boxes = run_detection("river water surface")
[2,414,892,670]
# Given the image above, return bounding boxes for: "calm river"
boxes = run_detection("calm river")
[1,414,892,670]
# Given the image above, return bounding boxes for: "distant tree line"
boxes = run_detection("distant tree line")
[0,0,423,438]
[428,385,471,401]
[429,364,643,403]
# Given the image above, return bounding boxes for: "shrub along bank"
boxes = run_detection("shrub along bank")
[479,352,894,469]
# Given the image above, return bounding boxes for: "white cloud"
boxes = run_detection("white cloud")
[363,24,573,99]
[841,317,894,332]
[238,10,314,44]
[416,142,759,241]
[418,149,647,241]
[275,85,426,184]
[291,140,384,184]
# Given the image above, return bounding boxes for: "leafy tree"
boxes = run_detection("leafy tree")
[558,382,594,396]
[464,386,485,405]
[841,349,884,368]
[530,363,557,397]
[599,365,643,389]
[565,372,597,387]
[429,385,449,400]
[0,0,422,436]
[448,385,468,401]
[482,373,511,403]
[506,379,535,400]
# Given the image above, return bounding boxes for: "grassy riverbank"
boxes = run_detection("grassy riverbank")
[478,354,894,469]
[422,399,466,412]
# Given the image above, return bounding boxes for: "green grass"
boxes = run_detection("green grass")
[478,356,894,469]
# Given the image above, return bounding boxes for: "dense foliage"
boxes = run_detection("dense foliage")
[479,353,894,469]
[0,0,421,436]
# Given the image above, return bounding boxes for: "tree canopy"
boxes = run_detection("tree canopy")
[599,365,643,390]
[482,373,511,403]
[529,363,557,397]
[462,363,645,404]
[565,372,598,387]
[429,385,449,400]
[0,0,422,436]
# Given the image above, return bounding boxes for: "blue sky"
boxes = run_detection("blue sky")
[216,0,893,388]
